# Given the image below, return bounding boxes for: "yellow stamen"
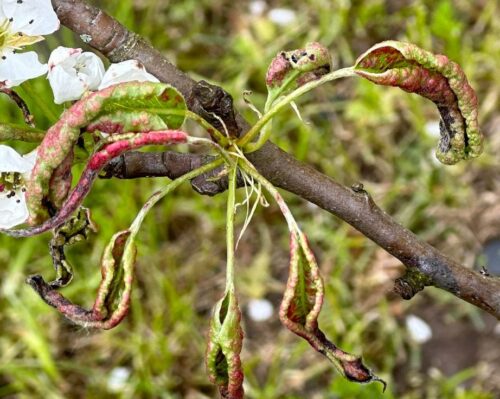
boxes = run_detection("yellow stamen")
[0,18,44,53]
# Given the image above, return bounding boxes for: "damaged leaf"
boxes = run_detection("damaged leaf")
[3,130,188,237]
[27,229,136,329]
[206,289,244,399]
[49,207,97,288]
[354,40,482,164]
[25,82,186,224]
[280,231,386,389]
[266,42,331,108]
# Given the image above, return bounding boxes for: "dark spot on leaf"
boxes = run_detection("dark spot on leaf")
[159,89,170,102]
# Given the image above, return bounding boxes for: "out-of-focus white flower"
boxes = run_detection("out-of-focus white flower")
[249,0,266,16]
[405,314,432,344]
[98,60,159,90]
[107,367,131,392]
[0,0,60,87]
[247,298,274,322]
[47,46,105,104]
[0,145,37,228]
[267,8,296,26]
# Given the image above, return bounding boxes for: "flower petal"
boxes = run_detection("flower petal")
[48,65,85,103]
[98,60,159,90]
[3,0,60,36]
[47,48,82,103]
[0,51,47,87]
[76,52,105,90]
[47,47,105,103]
[0,144,35,173]
[48,46,81,68]
[0,192,29,229]
[22,148,38,172]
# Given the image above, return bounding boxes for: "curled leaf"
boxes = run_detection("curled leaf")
[206,289,244,399]
[266,42,331,104]
[49,207,97,288]
[27,229,136,329]
[354,40,482,165]
[2,130,188,237]
[25,82,186,223]
[86,111,168,135]
[280,231,385,389]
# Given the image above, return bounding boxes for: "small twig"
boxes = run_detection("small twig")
[0,84,35,127]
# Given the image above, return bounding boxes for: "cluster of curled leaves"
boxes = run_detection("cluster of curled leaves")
[0,40,482,398]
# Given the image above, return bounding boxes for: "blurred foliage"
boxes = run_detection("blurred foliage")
[0,0,499,398]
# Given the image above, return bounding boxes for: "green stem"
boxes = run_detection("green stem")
[238,67,356,152]
[20,81,60,122]
[225,161,238,290]
[0,123,46,142]
[264,69,302,112]
[128,158,223,240]
[156,109,229,147]
[238,158,299,235]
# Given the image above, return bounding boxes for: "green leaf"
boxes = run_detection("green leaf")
[354,40,483,165]
[95,82,186,129]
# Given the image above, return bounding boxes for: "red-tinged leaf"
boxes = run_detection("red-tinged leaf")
[25,82,186,224]
[354,40,482,165]
[280,232,385,389]
[86,111,168,135]
[27,230,136,330]
[206,289,244,399]
[2,130,188,237]
[266,42,331,104]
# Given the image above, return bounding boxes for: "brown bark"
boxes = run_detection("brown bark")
[51,0,500,318]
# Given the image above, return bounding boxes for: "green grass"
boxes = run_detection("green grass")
[1,0,499,398]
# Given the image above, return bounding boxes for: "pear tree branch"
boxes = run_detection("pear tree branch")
[51,0,500,319]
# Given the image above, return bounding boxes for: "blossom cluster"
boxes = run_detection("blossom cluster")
[0,0,159,228]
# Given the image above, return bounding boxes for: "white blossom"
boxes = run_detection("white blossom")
[0,145,37,229]
[0,0,60,87]
[405,314,432,344]
[249,1,266,16]
[107,367,131,392]
[247,298,274,322]
[267,8,296,26]
[47,46,105,104]
[98,60,159,90]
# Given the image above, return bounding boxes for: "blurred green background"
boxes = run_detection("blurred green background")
[1,0,499,398]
